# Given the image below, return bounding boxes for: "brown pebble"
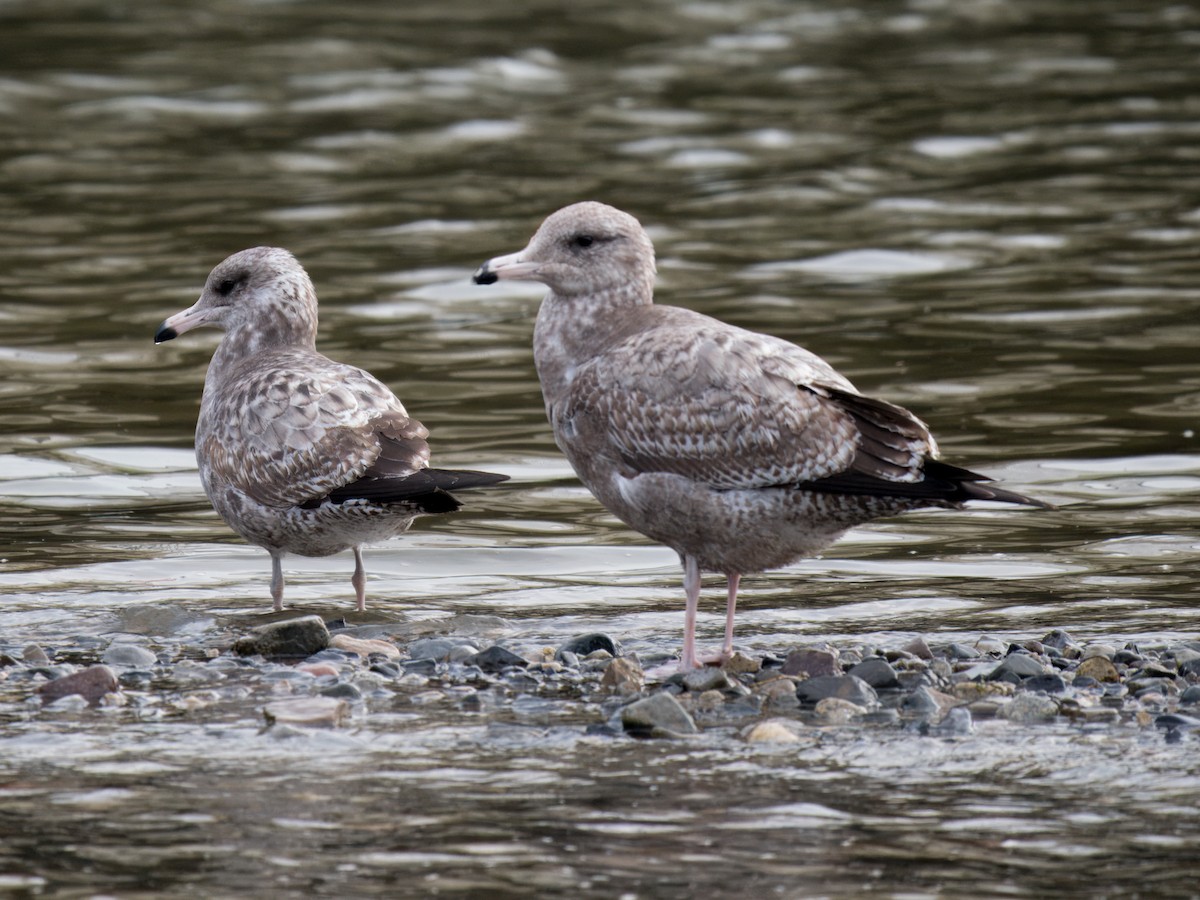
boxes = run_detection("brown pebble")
[1075,656,1120,683]
[263,697,348,728]
[781,647,839,678]
[814,697,866,723]
[744,719,802,744]
[722,651,761,675]
[901,636,934,660]
[952,681,1014,701]
[329,634,400,660]
[37,665,119,706]
[600,656,644,695]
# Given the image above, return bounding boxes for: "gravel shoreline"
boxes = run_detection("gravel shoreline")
[4,616,1199,743]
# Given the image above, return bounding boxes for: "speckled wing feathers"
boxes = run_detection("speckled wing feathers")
[560,321,897,491]
[199,350,426,510]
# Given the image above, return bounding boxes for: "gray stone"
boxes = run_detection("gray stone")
[467,645,527,674]
[1000,693,1059,723]
[37,665,119,706]
[233,616,330,658]
[621,692,698,737]
[1180,685,1200,705]
[320,682,363,700]
[601,657,644,694]
[262,697,348,728]
[22,644,50,666]
[991,654,1048,680]
[407,638,456,661]
[557,633,622,659]
[1024,673,1067,694]
[102,643,158,668]
[945,642,981,660]
[902,636,934,660]
[1081,643,1117,661]
[781,648,839,678]
[846,657,900,689]
[1040,629,1076,650]
[446,643,480,664]
[795,674,877,708]
[682,667,732,694]
[932,707,974,736]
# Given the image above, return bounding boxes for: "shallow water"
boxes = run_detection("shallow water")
[1,0,1199,895]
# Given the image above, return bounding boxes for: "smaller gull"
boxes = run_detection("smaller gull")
[473,201,1049,671]
[156,247,507,612]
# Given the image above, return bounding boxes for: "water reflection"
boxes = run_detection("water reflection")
[1,0,1200,895]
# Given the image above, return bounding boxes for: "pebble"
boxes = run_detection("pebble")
[1000,693,1059,723]
[682,667,732,694]
[781,648,839,678]
[1075,656,1120,683]
[990,653,1048,681]
[557,633,621,659]
[468,645,528,674]
[101,642,158,668]
[600,657,644,695]
[621,692,699,738]
[22,644,50,666]
[814,697,866,723]
[847,657,900,689]
[1081,643,1117,661]
[722,651,761,675]
[406,638,457,661]
[37,665,119,706]
[1179,685,1200,705]
[232,616,330,658]
[902,636,934,660]
[744,719,802,744]
[932,707,974,736]
[794,674,877,708]
[329,635,400,660]
[262,697,348,728]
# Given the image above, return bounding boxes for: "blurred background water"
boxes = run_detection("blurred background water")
[1,0,1199,895]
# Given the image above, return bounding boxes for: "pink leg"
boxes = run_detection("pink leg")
[270,553,285,612]
[352,546,367,613]
[722,573,741,659]
[679,555,701,671]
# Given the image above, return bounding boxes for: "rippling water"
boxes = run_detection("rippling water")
[1,0,1199,895]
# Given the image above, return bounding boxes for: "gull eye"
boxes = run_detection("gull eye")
[216,277,239,296]
[573,234,595,249]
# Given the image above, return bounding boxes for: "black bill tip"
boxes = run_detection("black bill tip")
[154,323,178,344]
[472,265,498,286]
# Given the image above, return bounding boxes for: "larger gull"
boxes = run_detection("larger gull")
[156,247,507,612]
[473,201,1048,670]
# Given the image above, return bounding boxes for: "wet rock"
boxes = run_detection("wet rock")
[682,667,732,694]
[23,644,50,665]
[945,642,981,660]
[754,677,800,711]
[903,685,959,716]
[1041,629,1075,650]
[1179,658,1200,678]
[262,697,348,728]
[722,651,760,675]
[1000,693,1059,723]
[951,681,1013,702]
[814,697,866,723]
[902,636,934,660]
[795,674,877,708]
[557,633,621,659]
[329,634,400,660]
[467,645,528,674]
[102,643,158,668]
[1179,685,1200,705]
[600,657,644,694]
[781,648,839,678]
[847,657,900,689]
[320,682,362,701]
[621,692,698,738]
[406,638,456,661]
[233,616,330,659]
[37,665,119,706]
[932,707,974,736]
[1024,673,1067,694]
[1081,643,1117,661]
[974,636,1007,656]
[447,644,480,664]
[402,658,441,676]
[744,718,802,744]
[297,662,341,678]
[990,654,1048,681]
[1075,656,1120,683]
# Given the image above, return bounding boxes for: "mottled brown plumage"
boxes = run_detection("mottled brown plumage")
[473,202,1046,670]
[157,247,507,612]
